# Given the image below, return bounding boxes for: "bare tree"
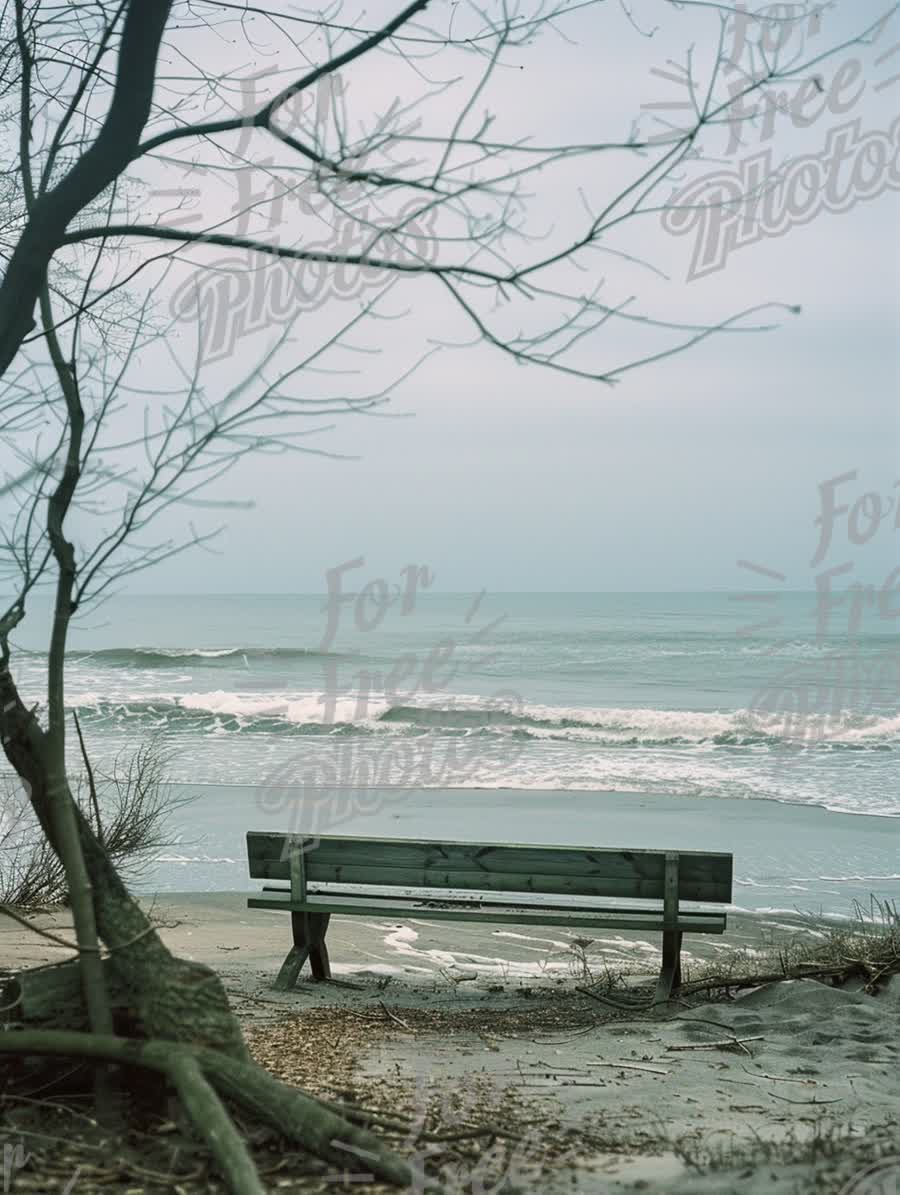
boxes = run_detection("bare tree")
[0,0,887,1188]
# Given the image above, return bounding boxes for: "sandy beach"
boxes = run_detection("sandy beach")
[4,890,897,1193]
[1,0,897,1189]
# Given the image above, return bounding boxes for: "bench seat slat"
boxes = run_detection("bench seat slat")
[247,892,727,934]
[249,859,727,901]
[261,883,729,918]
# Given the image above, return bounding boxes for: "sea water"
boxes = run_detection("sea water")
[6,591,898,905]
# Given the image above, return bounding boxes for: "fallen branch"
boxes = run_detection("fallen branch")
[666,1036,764,1054]
[676,957,898,998]
[518,1080,608,1088]
[577,985,654,1010]
[321,1099,413,1134]
[423,1125,520,1144]
[0,905,82,951]
[742,1067,818,1085]
[199,1047,413,1185]
[767,1091,844,1106]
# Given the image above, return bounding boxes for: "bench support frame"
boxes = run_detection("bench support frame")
[273,841,333,987]
[654,853,683,1003]
[274,911,332,990]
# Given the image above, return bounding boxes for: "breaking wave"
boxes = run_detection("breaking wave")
[66,646,339,667]
[66,690,900,749]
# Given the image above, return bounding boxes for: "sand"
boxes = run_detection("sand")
[3,890,898,1193]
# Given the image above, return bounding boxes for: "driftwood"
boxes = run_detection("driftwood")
[676,958,898,998]
[666,1035,764,1053]
[582,953,900,1010]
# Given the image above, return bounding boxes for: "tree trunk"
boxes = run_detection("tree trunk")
[1,959,129,1031]
[0,673,246,1059]
[0,1,174,379]
[76,803,249,1058]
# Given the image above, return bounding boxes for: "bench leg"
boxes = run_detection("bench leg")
[309,914,331,981]
[274,912,331,990]
[654,930,683,1004]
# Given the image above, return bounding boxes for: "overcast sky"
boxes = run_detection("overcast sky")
[73,1,900,593]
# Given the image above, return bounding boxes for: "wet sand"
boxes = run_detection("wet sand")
[144,785,900,918]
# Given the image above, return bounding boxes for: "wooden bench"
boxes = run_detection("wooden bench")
[246,832,733,1003]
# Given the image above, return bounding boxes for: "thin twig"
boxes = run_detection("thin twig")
[666,1036,764,1054]
[591,1061,669,1075]
[0,904,82,951]
[72,710,103,848]
[378,1002,412,1031]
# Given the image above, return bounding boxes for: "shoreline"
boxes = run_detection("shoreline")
[139,785,900,917]
[7,770,898,817]
[7,769,894,809]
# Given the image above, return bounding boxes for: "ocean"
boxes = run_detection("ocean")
[7,591,899,910]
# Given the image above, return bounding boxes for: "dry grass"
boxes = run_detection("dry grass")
[0,740,188,908]
[575,898,900,1005]
[668,1118,900,1193]
[678,897,900,998]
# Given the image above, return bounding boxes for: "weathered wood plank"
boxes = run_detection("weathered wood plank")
[246,831,732,875]
[247,893,727,933]
[663,852,679,928]
[260,883,728,918]
[247,830,731,862]
[248,859,728,901]
[246,832,733,902]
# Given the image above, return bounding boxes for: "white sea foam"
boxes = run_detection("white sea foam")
[154,853,238,865]
[836,713,900,740]
[55,681,900,822]
[65,689,900,744]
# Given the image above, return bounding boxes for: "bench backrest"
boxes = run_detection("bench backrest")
[246,832,733,903]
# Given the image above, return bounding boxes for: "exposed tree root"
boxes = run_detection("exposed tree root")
[168,1053,265,1195]
[0,1029,416,1192]
[196,1046,414,1186]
